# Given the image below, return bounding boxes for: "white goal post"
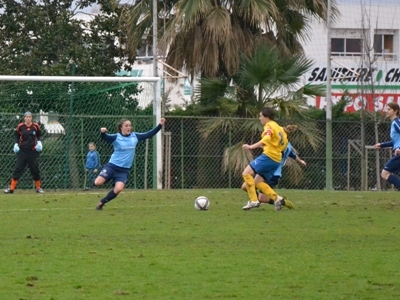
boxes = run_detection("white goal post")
[0,75,163,189]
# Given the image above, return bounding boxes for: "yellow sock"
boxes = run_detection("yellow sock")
[256,182,278,201]
[242,174,258,202]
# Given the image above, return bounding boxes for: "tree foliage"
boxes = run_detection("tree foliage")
[0,0,145,115]
[0,0,131,76]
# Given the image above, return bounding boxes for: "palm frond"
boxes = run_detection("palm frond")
[268,98,310,119]
[198,118,239,138]
[237,44,280,90]
[282,120,324,151]
[235,0,280,26]
[177,0,213,25]
[297,83,326,98]
[195,77,230,102]
[274,53,314,88]
[120,0,153,58]
[240,119,264,142]
[222,142,254,176]
[204,6,231,44]
[283,157,304,186]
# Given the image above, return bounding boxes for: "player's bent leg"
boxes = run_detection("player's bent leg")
[242,173,260,210]
[242,173,258,201]
[258,193,273,204]
[381,169,390,180]
[255,181,277,202]
[241,182,247,192]
[242,166,259,210]
[94,176,106,186]
[96,182,125,211]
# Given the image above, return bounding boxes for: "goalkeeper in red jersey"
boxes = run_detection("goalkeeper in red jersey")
[4,111,44,194]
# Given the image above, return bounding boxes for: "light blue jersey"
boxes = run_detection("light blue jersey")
[86,150,101,169]
[101,124,162,169]
[273,142,297,178]
[380,118,400,150]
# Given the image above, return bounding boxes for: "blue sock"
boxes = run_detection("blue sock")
[101,190,118,204]
[387,175,400,190]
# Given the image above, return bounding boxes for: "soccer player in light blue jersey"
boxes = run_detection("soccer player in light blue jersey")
[95,118,166,210]
[374,102,400,190]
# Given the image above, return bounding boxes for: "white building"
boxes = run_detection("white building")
[302,0,400,112]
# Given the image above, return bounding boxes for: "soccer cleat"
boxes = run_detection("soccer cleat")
[4,188,14,194]
[274,198,284,211]
[242,200,261,211]
[275,196,294,211]
[36,188,44,194]
[283,197,295,210]
[96,202,104,210]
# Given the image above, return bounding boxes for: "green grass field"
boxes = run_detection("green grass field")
[0,189,399,299]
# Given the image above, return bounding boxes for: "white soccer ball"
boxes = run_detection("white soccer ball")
[194,196,210,211]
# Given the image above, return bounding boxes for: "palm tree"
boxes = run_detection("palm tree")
[196,44,325,185]
[120,0,336,187]
[121,0,337,78]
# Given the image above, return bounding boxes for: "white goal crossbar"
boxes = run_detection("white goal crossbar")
[0,75,160,82]
[0,75,163,189]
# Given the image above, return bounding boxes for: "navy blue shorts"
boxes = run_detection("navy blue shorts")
[383,155,400,173]
[265,175,280,188]
[98,163,130,185]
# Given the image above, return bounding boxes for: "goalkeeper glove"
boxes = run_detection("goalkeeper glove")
[13,143,19,153]
[36,141,42,152]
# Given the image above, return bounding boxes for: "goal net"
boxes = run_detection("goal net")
[0,76,162,190]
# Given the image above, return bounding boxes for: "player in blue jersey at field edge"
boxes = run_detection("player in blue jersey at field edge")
[85,142,101,190]
[374,102,400,189]
[95,118,166,210]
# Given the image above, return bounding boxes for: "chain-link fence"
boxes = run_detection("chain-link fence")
[161,117,395,191]
[0,113,156,190]
[0,112,395,191]
[0,78,160,191]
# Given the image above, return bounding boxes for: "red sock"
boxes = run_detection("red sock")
[35,180,41,189]
[10,179,18,190]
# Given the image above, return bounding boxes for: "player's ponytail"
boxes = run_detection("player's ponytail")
[284,125,298,134]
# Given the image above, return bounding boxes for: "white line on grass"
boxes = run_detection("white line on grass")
[0,203,185,213]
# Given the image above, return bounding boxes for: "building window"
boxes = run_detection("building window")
[331,38,363,57]
[374,32,396,61]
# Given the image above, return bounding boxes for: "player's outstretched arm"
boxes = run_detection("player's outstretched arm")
[100,128,117,143]
[296,156,306,166]
[136,118,166,141]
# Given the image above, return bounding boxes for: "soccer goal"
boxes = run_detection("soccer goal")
[0,75,163,190]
